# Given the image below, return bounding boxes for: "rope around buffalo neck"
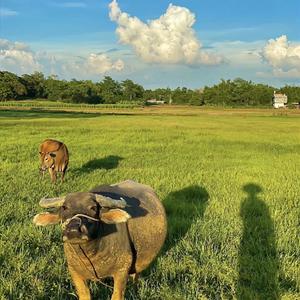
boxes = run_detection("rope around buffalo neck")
[64,214,139,290]
[61,214,99,229]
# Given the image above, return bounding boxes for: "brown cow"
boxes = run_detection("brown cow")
[39,139,69,183]
[33,180,167,300]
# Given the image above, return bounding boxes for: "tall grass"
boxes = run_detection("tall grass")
[0,109,299,299]
[0,100,140,110]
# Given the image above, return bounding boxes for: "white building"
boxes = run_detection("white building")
[272,91,288,108]
[146,99,166,105]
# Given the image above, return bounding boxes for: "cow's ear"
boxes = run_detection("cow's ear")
[49,152,56,158]
[33,212,61,226]
[100,209,131,224]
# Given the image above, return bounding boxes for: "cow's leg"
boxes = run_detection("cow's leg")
[48,168,56,183]
[111,272,128,300]
[69,268,91,300]
[61,166,67,182]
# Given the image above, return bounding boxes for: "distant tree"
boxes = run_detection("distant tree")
[171,87,201,105]
[202,79,275,106]
[121,79,144,101]
[44,76,69,100]
[1,70,298,107]
[98,76,122,103]
[21,72,46,98]
[0,71,27,101]
[63,80,102,104]
[279,85,300,103]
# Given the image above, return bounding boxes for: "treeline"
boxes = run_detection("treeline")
[1,71,300,106]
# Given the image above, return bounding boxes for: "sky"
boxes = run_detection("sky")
[0,0,300,88]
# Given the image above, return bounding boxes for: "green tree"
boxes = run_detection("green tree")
[121,79,144,101]
[279,85,300,103]
[63,80,102,104]
[97,76,122,103]
[45,76,69,100]
[21,72,46,98]
[0,71,27,101]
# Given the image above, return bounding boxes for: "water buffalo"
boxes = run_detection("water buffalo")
[33,180,167,300]
[39,139,69,183]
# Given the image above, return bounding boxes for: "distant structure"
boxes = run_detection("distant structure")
[272,91,288,108]
[146,99,166,105]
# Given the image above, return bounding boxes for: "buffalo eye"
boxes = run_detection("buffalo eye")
[61,205,68,211]
[89,205,98,212]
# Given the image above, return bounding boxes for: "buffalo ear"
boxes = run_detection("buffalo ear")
[49,152,56,158]
[33,212,61,226]
[100,209,131,224]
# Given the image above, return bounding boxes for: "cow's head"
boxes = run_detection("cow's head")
[39,151,56,171]
[33,193,131,244]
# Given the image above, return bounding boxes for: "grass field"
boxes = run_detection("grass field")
[0,107,299,300]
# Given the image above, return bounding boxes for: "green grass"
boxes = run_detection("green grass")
[0,100,140,110]
[0,108,299,300]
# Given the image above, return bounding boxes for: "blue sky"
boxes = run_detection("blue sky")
[1,0,300,88]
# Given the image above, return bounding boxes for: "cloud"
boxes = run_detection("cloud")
[63,53,124,75]
[261,35,300,78]
[0,39,124,77]
[0,8,19,17]
[109,0,223,66]
[0,40,42,74]
[211,40,264,67]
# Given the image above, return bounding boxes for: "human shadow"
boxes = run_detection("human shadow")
[75,155,124,174]
[163,185,209,252]
[237,183,279,300]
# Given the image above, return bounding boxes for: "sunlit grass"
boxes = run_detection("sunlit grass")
[0,109,299,299]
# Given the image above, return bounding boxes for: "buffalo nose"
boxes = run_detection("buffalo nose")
[67,219,81,231]
[80,224,88,235]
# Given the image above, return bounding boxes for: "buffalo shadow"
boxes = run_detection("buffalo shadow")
[74,155,124,174]
[162,185,209,252]
[237,183,279,299]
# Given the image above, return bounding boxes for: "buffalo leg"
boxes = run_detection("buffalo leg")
[111,272,128,300]
[130,273,139,284]
[69,268,91,300]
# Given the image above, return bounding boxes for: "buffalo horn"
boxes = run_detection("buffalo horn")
[94,194,127,208]
[39,196,65,208]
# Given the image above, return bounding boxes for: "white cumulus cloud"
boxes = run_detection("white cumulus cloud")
[86,53,124,73]
[0,39,124,77]
[0,39,42,74]
[63,53,124,75]
[109,0,223,66]
[262,35,300,78]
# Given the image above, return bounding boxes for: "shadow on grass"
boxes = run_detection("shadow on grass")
[0,109,102,119]
[163,185,209,253]
[0,108,137,119]
[73,156,124,174]
[237,183,279,300]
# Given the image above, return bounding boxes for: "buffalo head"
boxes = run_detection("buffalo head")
[33,193,131,244]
